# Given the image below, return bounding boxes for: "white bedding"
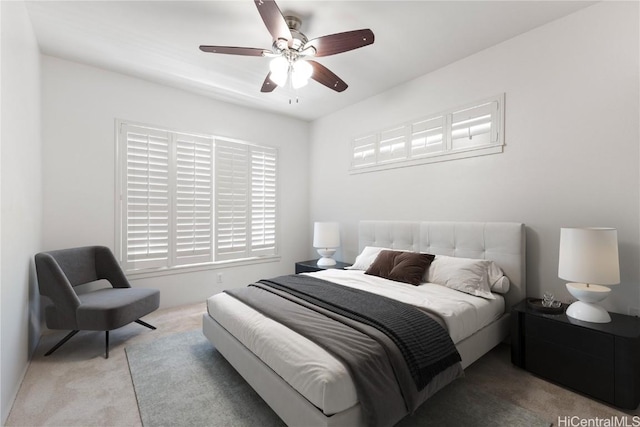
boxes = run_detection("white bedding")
[206,269,504,415]
[310,270,504,344]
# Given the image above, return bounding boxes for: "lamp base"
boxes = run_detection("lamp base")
[316,248,336,267]
[565,283,612,323]
[566,301,611,323]
[317,257,336,267]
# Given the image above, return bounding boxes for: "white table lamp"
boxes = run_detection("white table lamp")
[558,227,620,323]
[313,222,340,267]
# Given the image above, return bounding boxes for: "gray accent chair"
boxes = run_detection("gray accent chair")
[35,246,160,358]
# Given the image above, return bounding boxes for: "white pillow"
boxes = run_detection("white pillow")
[427,256,496,300]
[345,246,387,270]
[491,276,510,294]
[427,255,510,293]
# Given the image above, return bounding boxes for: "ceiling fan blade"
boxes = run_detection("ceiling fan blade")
[305,29,375,57]
[254,0,292,46]
[261,73,277,92]
[199,46,269,56]
[308,60,348,92]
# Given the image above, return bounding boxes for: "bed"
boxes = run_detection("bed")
[202,221,526,426]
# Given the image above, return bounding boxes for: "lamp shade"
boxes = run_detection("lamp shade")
[558,227,620,285]
[313,222,340,249]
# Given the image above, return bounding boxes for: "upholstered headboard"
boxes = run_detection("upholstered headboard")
[359,221,526,311]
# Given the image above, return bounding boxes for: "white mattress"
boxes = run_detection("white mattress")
[206,270,504,415]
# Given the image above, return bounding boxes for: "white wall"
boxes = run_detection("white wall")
[309,2,640,314]
[41,56,310,308]
[0,1,42,422]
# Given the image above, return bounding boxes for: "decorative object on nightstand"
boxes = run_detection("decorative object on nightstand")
[313,221,340,267]
[526,297,563,314]
[558,227,620,323]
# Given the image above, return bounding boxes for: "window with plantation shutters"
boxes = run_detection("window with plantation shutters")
[378,126,408,163]
[450,100,499,150]
[214,141,278,260]
[349,93,505,174]
[250,147,277,255]
[351,134,376,168]
[214,141,249,260]
[173,133,214,266]
[122,125,171,271]
[117,121,278,274]
[411,116,445,157]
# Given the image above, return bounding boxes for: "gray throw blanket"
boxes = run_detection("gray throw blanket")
[225,274,461,427]
[260,275,461,390]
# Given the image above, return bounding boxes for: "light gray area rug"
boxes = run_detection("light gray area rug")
[126,330,551,427]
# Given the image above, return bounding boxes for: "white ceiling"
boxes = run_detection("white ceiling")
[26,1,594,121]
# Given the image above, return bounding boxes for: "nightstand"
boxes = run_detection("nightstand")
[295,259,351,274]
[511,299,640,409]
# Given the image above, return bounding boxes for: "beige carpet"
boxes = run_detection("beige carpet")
[6,302,639,426]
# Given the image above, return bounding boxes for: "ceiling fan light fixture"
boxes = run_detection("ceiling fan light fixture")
[291,59,313,88]
[269,56,289,86]
[293,59,313,79]
[269,70,288,87]
[269,56,288,74]
[199,0,375,94]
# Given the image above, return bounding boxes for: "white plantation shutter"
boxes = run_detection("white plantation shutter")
[411,116,445,157]
[117,121,279,272]
[215,141,250,260]
[250,147,277,256]
[123,125,170,270]
[215,141,278,260]
[450,101,499,150]
[378,125,408,163]
[351,134,377,168]
[173,133,214,265]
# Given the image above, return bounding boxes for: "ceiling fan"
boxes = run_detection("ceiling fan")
[199,0,375,94]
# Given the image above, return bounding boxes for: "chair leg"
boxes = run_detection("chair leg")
[44,330,79,356]
[135,319,157,330]
[47,322,153,359]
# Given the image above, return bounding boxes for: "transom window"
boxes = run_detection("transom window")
[116,121,278,274]
[350,94,505,173]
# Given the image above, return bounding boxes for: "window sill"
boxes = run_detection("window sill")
[349,143,503,174]
[125,255,281,280]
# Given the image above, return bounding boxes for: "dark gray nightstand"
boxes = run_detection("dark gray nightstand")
[295,259,351,274]
[511,299,640,409]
